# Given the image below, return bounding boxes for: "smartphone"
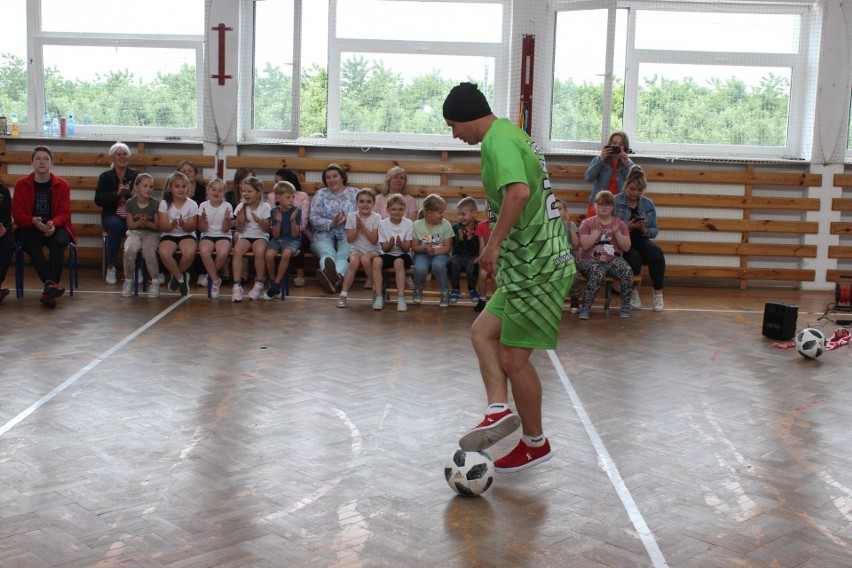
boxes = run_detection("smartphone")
[634,216,645,222]
[606,145,622,154]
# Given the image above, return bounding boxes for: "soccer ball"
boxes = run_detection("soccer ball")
[444,449,494,497]
[795,327,826,359]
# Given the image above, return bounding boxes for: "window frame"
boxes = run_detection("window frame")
[27,0,205,139]
[240,0,302,142]
[325,0,510,148]
[543,0,820,160]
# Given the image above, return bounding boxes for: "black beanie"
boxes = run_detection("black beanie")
[443,82,492,122]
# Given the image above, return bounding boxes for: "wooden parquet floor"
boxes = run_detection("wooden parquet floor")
[1,267,851,567]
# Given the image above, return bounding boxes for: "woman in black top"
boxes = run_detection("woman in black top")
[94,142,139,284]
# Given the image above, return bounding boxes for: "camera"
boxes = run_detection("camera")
[606,145,621,154]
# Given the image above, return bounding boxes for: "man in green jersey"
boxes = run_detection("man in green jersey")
[444,82,575,473]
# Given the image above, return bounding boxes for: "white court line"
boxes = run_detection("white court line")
[547,349,670,568]
[0,296,191,438]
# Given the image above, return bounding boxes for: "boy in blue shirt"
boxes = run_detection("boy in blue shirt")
[264,181,302,300]
[448,196,482,304]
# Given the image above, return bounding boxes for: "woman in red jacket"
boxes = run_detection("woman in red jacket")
[12,145,76,308]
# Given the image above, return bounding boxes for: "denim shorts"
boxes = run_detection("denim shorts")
[268,238,300,255]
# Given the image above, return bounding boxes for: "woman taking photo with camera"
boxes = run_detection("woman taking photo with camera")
[583,131,635,219]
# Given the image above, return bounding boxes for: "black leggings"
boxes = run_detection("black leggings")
[623,236,666,290]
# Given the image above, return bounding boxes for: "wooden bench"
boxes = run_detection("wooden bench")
[549,166,822,288]
[227,156,823,288]
[1,141,828,289]
[829,173,852,284]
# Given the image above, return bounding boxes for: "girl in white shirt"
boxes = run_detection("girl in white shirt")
[197,178,233,298]
[231,176,271,302]
[337,189,383,309]
[157,171,198,296]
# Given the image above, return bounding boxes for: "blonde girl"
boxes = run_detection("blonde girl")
[198,178,233,298]
[231,176,271,302]
[122,173,160,298]
[157,171,198,296]
[411,193,453,307]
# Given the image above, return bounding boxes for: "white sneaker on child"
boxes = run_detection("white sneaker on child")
[653,293,664,312]
[248,280,264,300]
[630,289,642,310]
[121,279,133,297]
[210,278,222,299]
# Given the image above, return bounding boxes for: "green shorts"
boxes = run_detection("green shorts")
[485,278,571,350]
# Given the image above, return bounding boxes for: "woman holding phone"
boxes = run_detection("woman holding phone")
[583,131,635,218]
[614,165,665,312]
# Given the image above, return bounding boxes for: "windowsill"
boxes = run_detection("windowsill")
[0,133,205,145]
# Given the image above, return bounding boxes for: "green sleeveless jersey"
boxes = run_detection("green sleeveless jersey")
[480,119,574,291]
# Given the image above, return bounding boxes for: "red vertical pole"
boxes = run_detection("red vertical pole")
[211,23,233,85]
[519,35,535,136]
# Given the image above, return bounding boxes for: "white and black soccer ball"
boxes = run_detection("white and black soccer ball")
[795,327,826,359]
[444,449,494,497]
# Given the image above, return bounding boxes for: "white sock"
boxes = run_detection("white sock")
[523,434,546,447]
[340,291,348,298]
[487,403,509,413]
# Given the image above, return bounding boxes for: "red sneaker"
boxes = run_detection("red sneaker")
[494,439,552,473]
[458,409,521,452]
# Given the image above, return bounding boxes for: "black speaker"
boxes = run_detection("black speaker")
[762,302,798,340]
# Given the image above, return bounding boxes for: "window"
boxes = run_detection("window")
[549,2,818,159]
[244,0,299,139]
[0,0,28,127]
[327,0,506,145]
[31,0,204,137]
[551,9,626,143]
